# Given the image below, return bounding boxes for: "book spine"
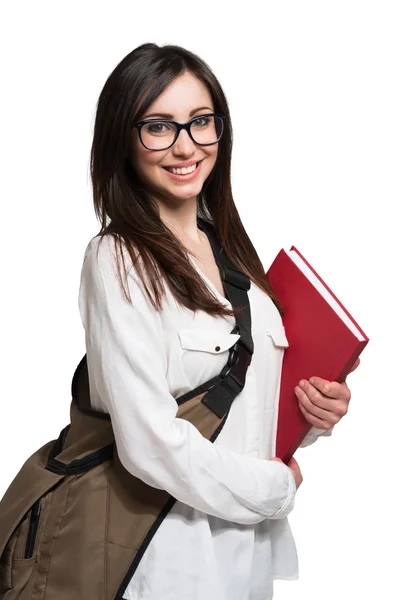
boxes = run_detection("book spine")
[329,338,368,383]
[281,425,313,464]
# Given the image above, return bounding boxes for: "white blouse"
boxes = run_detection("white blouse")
[78,233,333,600]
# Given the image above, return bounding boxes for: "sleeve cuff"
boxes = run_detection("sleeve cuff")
[269,466,297,520]
[299,425,334,448]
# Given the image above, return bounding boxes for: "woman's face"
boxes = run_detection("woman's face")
[131,71,219,209]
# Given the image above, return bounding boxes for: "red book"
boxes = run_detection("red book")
[266,246,369,464]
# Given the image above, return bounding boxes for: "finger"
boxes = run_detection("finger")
[295,385,342,423]
[348,358,360,374]
[344,358,360,383]
[298,380,350,413]
[305,378,351,401]
[297,397,334,429]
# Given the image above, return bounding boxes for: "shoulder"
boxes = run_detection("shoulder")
[82,233,141,283]
[83,233,125,266]
[78,235,164,334]
[80,234,156,311]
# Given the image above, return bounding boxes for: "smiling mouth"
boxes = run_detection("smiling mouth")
[162,160,203,175]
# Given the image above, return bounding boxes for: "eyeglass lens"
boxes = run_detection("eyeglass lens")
[140,115,224,150]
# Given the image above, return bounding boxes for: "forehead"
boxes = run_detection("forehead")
[144,72,214,120]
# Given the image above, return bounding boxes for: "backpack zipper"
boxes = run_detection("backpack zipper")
[24,498,42,558]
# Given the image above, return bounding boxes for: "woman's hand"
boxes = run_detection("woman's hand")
[271,456,303,489]
[294,358,360,430]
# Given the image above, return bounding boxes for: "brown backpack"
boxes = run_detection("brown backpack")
[0,219,254,600]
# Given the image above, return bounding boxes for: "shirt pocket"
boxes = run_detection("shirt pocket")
[178,329,241,354]
[177,328,241,388]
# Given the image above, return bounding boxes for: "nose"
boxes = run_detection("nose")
[173,128,197,155]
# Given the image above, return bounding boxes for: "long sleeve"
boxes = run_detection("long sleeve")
[299,425,334,448]
[78,235,297,525]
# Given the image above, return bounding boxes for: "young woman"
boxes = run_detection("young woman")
[78,43,357,600]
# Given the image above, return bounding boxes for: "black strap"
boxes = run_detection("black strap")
[192,218,253,418]
[198,218,253,355]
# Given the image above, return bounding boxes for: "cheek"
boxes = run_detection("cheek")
[202,149,218,176]
[132,144,161,180]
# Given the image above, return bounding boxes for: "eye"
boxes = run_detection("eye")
[144,122,173,135]
[192,116,211,128]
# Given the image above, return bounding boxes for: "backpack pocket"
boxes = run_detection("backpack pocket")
[0,486,54,595]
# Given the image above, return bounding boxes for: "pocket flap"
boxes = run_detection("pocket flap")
[266,324,289,348]
[178,329,241,354]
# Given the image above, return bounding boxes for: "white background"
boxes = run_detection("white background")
[1,1,399,598]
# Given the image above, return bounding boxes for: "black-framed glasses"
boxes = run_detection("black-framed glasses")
[133,113,226,151]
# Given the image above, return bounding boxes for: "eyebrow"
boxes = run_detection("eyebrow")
[141,106,214,120]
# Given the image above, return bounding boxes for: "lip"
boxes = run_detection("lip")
[162,160,203,182]
[163,159,201,168]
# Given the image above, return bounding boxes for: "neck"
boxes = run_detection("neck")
[158,201,203,245]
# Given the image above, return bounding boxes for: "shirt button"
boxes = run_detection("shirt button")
[215,345,221,351]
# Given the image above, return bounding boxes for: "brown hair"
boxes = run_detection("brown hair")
[90,42,282,318]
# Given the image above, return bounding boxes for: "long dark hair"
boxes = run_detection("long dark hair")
[90,42,282,318]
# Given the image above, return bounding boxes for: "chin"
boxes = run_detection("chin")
[169,185,203,201]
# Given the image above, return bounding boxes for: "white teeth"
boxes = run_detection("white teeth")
[167,163,197,175]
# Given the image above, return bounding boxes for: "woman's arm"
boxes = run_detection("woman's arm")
[78,235,297,525]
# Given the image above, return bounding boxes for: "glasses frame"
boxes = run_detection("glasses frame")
[133,113,226,151]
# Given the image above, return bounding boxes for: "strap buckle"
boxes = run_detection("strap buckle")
[220,335,252,386]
